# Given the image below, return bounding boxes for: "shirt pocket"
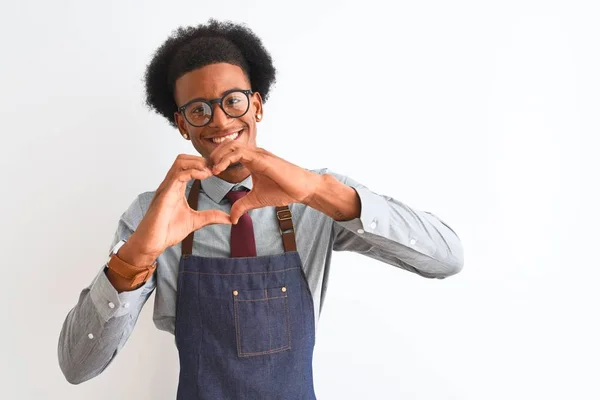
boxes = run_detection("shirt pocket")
[233,286,291,357]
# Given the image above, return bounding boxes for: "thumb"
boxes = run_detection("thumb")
[192,209,232,230]
[230,195,258,224]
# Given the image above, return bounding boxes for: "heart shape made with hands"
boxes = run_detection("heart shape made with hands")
[209,142,321,224]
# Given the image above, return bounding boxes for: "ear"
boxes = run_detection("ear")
[174,112,190,140]
[252,92,263,122]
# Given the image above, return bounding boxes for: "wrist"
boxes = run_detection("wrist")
[106,256,155,292]
[305,173,361,221]
[118,234,160,268]
[106,237,158,292]
[302,172,328,207]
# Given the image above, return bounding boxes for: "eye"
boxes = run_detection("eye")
[191,106,209,116]
[226,97,242,106]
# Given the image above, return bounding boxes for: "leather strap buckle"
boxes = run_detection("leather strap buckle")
[276,209,292,221]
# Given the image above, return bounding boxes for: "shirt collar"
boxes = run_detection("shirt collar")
[199,174,253,203]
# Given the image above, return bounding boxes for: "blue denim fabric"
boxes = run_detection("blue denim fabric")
[175,252,317,400]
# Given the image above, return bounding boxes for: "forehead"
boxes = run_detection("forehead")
[174,63,250,105]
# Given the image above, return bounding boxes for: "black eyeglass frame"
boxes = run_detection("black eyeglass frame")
[177,89,254,127]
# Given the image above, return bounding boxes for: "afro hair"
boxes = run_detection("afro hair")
[144,19,276,128]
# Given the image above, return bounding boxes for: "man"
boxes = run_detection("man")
[58,19,464,399]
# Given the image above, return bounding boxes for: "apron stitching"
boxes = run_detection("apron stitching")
[179,267,299,276]
[238,343,292,357]
[237,295,287,302]
[234,297,242,357]
[266,289,272,353]
[285,295,292,351]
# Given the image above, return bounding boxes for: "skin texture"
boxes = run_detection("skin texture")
[112,62,361,292]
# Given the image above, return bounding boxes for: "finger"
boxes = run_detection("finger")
[209,140,243,167]
[229,192,260,224]
[192,210,232,231]
[212,149,255,175]
[171,153,208,172]
[156,169,206,199]
[153,156,213,206]
[175,153,206,162]
[158,168,212,198]
[173,167,213,183]
[212,149,242,175]
[168,158,212,186]
[163,155,210,183]
[175,157,211,172]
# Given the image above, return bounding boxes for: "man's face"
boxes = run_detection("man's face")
[173,63,263,183]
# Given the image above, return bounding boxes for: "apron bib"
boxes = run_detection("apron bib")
[174,180,317,400]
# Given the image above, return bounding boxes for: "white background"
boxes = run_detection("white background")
[1,0,598,399]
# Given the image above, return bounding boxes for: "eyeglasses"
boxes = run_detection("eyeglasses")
[178,89,253,127]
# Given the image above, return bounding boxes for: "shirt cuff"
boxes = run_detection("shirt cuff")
[334,185,390,237]
[89,266,148,322]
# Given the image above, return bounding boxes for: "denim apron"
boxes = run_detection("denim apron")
[174,180,317,400]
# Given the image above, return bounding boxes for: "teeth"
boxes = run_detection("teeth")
[211,131,240,144]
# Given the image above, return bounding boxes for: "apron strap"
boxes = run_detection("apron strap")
[182,179,201,256]
[181,180,298,256]
[275,206,297,252]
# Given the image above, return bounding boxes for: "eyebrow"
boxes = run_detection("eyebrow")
[188,87,249,103]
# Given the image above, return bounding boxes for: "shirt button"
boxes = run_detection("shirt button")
[357,229,365,234]
[370,220,377,230]
[410,239,416,245]
[108,302,115,309]
[123,303,130,309]
[88,333,94,339]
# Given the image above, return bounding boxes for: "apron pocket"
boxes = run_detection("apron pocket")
[233,286,291,357]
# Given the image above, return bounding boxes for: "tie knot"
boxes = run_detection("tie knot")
[225,189,248,204]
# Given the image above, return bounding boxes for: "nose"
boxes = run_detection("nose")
[209,103,231,128]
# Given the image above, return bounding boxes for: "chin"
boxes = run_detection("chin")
[226,162,245,170]
[217,163,250,183]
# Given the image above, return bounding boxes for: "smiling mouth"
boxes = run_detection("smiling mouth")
[205,130,242,144]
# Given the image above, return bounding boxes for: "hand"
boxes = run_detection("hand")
[128,154,231,259]
[210,142,322,224]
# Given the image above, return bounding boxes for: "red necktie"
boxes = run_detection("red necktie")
[225,190,257,258]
